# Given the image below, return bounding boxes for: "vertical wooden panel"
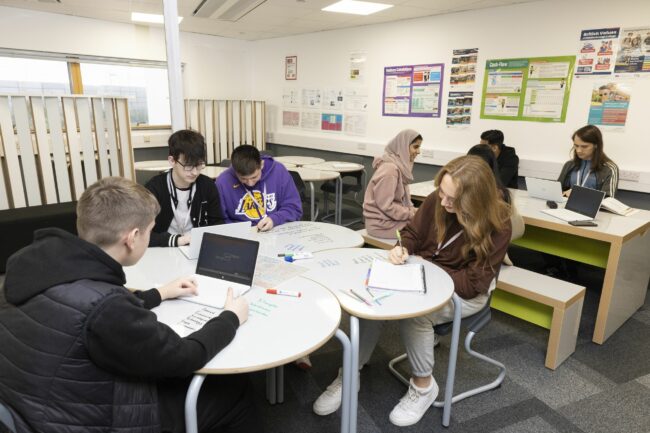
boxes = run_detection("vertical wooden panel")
[261,101,266,151]
[198,100,205,136]
[239,100,246,145]
[251,101,257,147]
[68,62,84,94]
[226,100,234,156]
[204,101,215,165]
[184,99,190,130]
[62,97,85,199]
[13,97,42,206]
[0,96,26,208]
[31,97,58,204]
[213,101,222,163]
[0,97,15,209]
[188,100,199,131]
[116,99,135,180]
[76,98,97,186]
[46,97,72,202]
[92,98,111,178]
[103,98,120,176]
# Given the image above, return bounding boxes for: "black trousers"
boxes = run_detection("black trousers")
[158,374,263,433]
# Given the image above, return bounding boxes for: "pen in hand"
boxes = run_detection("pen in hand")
[395,230,407,264]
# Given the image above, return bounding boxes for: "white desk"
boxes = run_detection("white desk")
[203,166,227,179]
[299,248,461,431]
[249,221,364,257]
[274,155,325,167]
[125,247,352,433]
[134,160,170,172]
[410,180,434,202]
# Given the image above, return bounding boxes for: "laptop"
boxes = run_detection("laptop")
[179,222,251,260]
[182,232,260,308]
[541,185,605,222]
[525,177,567,203]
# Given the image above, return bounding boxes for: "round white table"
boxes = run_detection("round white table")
[134,160,170,172]
[299,248,459,433]
[249,221,364,257]
[274,155,325,167]
[285,167,342,224]
[125,246,353,433]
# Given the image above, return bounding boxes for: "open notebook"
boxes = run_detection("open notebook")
[367,259,426,293]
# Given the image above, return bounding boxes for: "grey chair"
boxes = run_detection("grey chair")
[388,291,505,424]
[0,401,16,433]
[219,158,231,168]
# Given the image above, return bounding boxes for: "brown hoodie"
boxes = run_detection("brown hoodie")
[363,129,419,238]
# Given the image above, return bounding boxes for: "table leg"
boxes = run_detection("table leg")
[277,365,285,403]
[266,368,277,404]
[335,329,352,433]
[441,294,462,427]
[309,182,316,222]
[185,374,206,433]
[349,316,359,433]
[336,176,343,225]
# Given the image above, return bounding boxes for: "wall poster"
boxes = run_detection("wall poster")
[588,82,631,127]
[447,48,478,127]
[576,28,619,76]
[614,27,650,74]
[480,56,575,123]
[285,56,297,80]
[383,63,444,117]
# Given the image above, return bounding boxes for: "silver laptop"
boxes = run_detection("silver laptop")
[541,185,605,222]
[179,222,251,260]
[182,232,260,308]
[525,177,567,203]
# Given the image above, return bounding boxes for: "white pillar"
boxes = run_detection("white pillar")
[163,0,185,131]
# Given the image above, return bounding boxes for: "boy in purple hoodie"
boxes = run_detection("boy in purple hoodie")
[216,145,302,231]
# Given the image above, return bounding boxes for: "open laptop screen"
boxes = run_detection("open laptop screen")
[566,185,605,218]
[196,233,259,286]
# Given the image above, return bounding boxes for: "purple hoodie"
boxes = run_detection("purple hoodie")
[216,155,303,225]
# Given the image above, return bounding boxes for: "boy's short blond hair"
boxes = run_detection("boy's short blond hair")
[76,177,160,248]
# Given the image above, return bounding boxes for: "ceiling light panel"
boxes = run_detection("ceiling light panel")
[322,0,393,15]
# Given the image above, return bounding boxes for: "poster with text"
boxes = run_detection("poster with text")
[323,88,344,110]
[282,111,300,128]
[383,63,444,117]
[450,48,478,89]
[576,28,619,76]
[350,51,367,81]
[302,88,322,108]
[587,82,631,127]
[321,113,343,132]
[446,92,473,126]
[480,56,575,123]
[282,88,300,108]
[300,112,321,130]
[614,27,650,74]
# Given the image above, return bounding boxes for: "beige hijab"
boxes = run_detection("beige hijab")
[373,129,420,183]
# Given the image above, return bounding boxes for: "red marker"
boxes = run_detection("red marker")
[266,289,301,298]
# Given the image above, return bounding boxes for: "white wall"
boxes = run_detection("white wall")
[251,0,650,192]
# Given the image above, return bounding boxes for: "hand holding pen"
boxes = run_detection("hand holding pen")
[256,215,274,232]
[389,230,409,264]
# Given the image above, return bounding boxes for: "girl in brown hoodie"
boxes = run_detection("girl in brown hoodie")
[363,129,422,238]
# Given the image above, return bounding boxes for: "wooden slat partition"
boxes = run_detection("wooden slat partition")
[0,94,135,209]
[185,99,266,163]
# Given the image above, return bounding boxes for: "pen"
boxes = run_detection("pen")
[349,288,373,306]
[266,288,301,297]
[420,264,427,294]
[364,266,376,299]
[277,253,294,257]
[396,230,406,263]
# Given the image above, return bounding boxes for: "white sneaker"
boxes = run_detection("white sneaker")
[313,368,360,416]
[389,377,439,427]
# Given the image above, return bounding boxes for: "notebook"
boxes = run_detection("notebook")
[525,177,567,203]
[366,259,426,293]
[541,185,605,222]
[182,232,259,308]
[179,222,251,260]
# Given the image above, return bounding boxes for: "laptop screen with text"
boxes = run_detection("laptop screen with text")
[196,233,259,286]
[566,185,605,218]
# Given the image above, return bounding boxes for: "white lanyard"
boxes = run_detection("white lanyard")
[167,171,195,234]
[433,230,463,257]
[576,166,592,187]
[243,183,267,219]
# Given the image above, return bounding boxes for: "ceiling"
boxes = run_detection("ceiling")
[0,0,540,41]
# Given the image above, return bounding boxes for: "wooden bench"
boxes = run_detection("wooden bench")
[357,229,585,370]
[358,228,396,250]
[493,265,585,370]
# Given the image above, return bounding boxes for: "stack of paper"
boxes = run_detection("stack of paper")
[367,259,425,292]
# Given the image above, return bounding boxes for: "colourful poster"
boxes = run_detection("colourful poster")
[282,110,300,127]
[450,48,478,89]
[614,27,650,73]
[576,28,619,76]
[446,91,473,126]
[321,113,343,131]
[587,82,631,127]
[383,63,444,117]
[480,56,575,123]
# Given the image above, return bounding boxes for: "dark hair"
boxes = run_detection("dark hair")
[571,125,612,170]
[231,144,262,176]
[168,130,206,166]
[467,144,511,203]
[480,129,505,147]
[410,134,423,145]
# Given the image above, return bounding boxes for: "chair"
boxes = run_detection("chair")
[388,291,505,420]
[219,158,231,168]
[0,402,16,433]
[289,170,318,221]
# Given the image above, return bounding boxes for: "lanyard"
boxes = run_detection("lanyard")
[242,183,267,219]
[433,230,463,257]
[576,165,591,187]
[167,171,195,234]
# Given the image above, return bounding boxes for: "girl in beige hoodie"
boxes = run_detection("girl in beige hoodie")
[363,129,422,238]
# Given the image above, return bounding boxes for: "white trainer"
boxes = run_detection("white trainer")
[389,376,439,427]
[313,368,359,416]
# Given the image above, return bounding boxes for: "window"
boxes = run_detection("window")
[81,63,171,127]
[0,57,69,95]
